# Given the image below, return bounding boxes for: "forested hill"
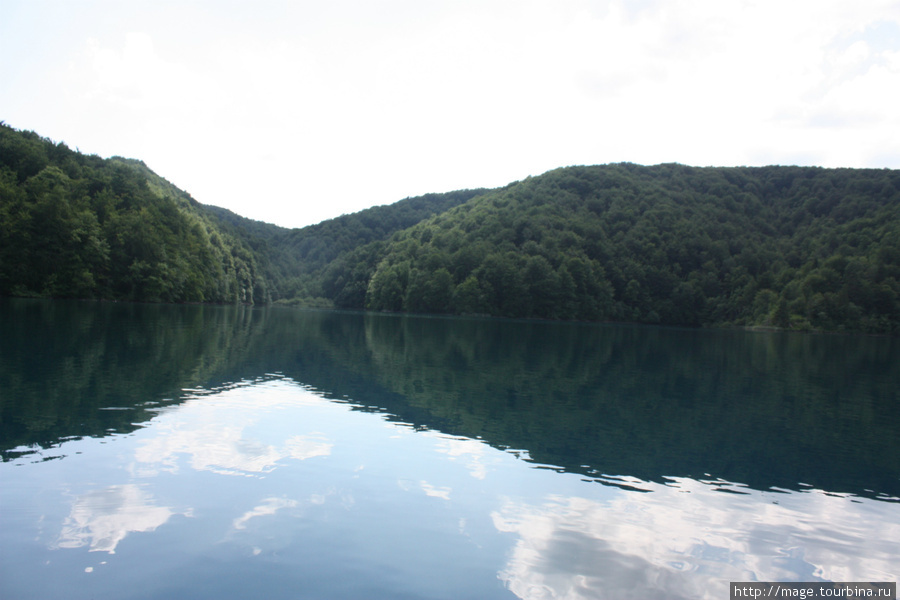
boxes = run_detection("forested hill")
[250,188,487,303]
[0,123,482,305]
[0,124,275,303]
[323,163,900,333]
[2,123,900,333]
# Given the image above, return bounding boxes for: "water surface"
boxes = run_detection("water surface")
[1,299,898,599]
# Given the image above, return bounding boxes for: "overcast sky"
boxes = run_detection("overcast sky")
[2,0,899,228]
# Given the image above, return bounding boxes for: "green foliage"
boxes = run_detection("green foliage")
[329,163,900,333]
[3,122,900,333]
[0,123,268,303]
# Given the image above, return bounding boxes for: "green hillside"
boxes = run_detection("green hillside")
[254,188,487,305]
[2,123,899,333]
[0,123,477,306]
[323,164,900,333]
[0,123,269,303]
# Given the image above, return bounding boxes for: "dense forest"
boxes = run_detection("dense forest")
[2,123,899,333]
[0,123,270,303]
[226,187,487,305]
[339,164,900,333]
[0,123,475,306]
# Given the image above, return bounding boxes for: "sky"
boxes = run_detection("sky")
[2,0,900,229]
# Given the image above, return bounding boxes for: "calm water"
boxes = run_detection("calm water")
[1,299,898,600]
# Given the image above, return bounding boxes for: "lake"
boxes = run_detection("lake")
[1,298,898,600]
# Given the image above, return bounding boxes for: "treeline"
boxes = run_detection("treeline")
[0,123,485,307]
[3,123,900,333]
[260,188,487,304]
[0,123,268,303]
[321,164,900,333]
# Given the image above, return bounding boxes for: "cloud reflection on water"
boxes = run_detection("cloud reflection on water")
[492,477,900,600]
[133,380,333,477]
[55,484,176,554]
[46,377,900,599]
[435,435,491,480]
[233,497,301,531]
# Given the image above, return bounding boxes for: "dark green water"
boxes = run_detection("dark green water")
[1,299,898,599]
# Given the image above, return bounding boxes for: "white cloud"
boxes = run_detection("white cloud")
[420,481,452,500]
[435,436,490,480]
[133,381,332,477]
[79,32,193,111]
[492,478,900,600]
[285,434,334,461]
[2,0,899,227]
[55,484,175,554]
[233,496,300,530]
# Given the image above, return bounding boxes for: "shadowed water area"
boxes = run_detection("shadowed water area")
[1,299,898,599]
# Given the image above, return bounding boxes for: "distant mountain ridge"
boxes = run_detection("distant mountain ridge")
[2,123,899,333]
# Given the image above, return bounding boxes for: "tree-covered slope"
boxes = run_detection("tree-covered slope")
[324,164,900,333]
[0,123,485,307]
[4,123,900,333]
[258,188,487,303]
[0,123,269,303]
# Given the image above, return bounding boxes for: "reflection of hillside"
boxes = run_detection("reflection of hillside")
[249,308,900,499]
[0,299,267,458]
[3,300,899,501]
[355,314,900,499]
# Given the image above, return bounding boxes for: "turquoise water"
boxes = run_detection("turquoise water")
[2,299,898,599]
